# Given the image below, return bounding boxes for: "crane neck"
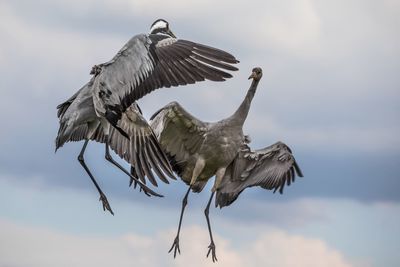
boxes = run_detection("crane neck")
[230,78,260,127]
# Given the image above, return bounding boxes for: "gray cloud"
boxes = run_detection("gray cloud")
[0,0,399,204]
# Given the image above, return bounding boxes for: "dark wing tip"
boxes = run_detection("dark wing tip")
[294,160,304,177]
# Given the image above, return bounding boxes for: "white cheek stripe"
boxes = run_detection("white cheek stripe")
[151,20,167,32]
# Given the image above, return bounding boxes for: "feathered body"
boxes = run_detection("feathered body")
[150,68,262,193]
[151,106,245,192]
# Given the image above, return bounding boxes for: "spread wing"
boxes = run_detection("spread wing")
[56,92,175,186]
[92,33,239,131]
[91,103,176,187]
[149,101,208,177]
[215,142,303,208]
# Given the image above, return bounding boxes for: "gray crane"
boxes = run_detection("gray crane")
[149,67,303,261]
[55,19,239,215]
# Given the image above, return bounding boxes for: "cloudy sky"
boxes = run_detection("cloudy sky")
[1,0,399,266]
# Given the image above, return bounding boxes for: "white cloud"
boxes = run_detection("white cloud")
[1,177,398,266]
[0,219,354,267]
[243,231,353,267]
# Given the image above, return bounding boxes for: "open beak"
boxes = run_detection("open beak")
[248,72,256,79]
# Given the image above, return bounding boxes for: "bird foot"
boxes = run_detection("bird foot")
[129,179,155,197]
[139,184,163,198]
[168,236,181,258]
[99,193,114,215]
[206,241,218,262]
[141,188,151,197]
[129,178,140,190]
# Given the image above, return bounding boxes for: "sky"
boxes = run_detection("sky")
[0,0,399,266]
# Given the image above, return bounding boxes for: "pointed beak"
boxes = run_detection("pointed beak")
[248,72,256,79]
[168,29,176,38]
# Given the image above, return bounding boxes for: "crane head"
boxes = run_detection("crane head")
[248,67,263,81]
[150,19,176,38]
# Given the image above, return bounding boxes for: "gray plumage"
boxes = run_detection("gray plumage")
[91,24,239,131]
[56,77,171,199]
[55,19,239,214]
[55,78,174,183]
[149,67,303,261]
[150,68,269,194]
[215,141,303,208]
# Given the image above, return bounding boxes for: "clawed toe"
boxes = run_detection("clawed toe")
[206,242,218,262]
[168,236,181,258]
[129,180,155,197]
[99,194,114,215]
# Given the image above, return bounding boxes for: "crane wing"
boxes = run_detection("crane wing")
[215,142,303,208]
[92,34,239,132]
[56,91,175,187]
[55,80,97,150]
[149,101,208,177]
[90,103,176,187]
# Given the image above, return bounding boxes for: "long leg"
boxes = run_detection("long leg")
[77,139,114,215]
[205,191,217,262]
[169,186,192,258]
[104,137,162,198]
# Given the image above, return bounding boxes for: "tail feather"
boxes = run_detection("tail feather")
[55,121,76,151]
[55,122,68,151]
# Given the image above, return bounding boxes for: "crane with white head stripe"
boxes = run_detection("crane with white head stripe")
[55,19,239,215]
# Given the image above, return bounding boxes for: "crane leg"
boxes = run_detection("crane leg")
[169,186,192,258]
[205,191,217,262]
[77,140,114,215]
[103,137,163,198]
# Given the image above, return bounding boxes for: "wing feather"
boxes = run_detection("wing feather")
[92,34,238,130]
[150,101,207,177]
[89,103,175,186]
[215,142,303,208]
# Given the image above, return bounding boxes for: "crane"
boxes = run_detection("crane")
[150,67,303,261]
[55,19,239,215]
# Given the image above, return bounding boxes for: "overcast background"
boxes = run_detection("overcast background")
[0,0,399,266]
